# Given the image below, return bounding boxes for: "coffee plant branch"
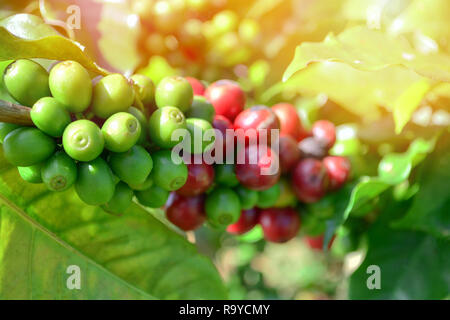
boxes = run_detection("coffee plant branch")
[0,99,33,125]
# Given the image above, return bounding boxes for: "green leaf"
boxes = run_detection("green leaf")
[392,142,450,238]
[349,224,450,299]
[0,14,107,76]
[283,26,450,82]
[0,149,227,299]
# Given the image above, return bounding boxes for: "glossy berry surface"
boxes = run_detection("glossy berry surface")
[257,182,281,209]
[186,95,215,123]
[305,234,336,251]
[75,157,115,205]
[136,184,170,208]
[151,150,188,191]
[235,144,280,191]
[0,122,20,143]
[4,59,50,107]
[92,74,135,118]
[148,106,186,148]
[155,76,193,113]
[102,182,134,215]
[31,97,71,137]
[226,208,259,235]
[49,60,92,112]
[166,193,206,231]
[259,207,300,243]
[102,112,141,152]
[215,163,239,187]
[234,105,279,146]
[323,156,351,190]
[63,120,104,162]
[234,185,258,210]
[176,162,214,196]
[278,135,301,173]
[185,118,215,154]
[18,163,43,184]
[131,74,155,107]
[3,127,56,166]
[312,120,336,149]
[204,80,245,121]
[185,76,206,96]
[272,103,308,141]
[205,187,241,227]
[298,136,328,159]
[212,115,234,158]
[128,106,148,145]
[108,145,153,186]
[292,158,328,203]
[41,151,77,192]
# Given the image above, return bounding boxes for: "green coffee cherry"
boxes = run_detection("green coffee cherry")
[234,185,258,210]
[75,157,115,205]
[151,150,188,191]
[3,127,56,166]
[3,59,50,107]
[0,122,20,143]
[148,106,186,148]
[155,76,193,112]
[31,97,71,137]
[127,174,153,191]
[101,182,134,214]
[18,163,43,184]
[108,145,153,185]
[102,112,141,152]
[205,187,241,226]
[186,118,215,154]
[257,182,281,209]
[186,96,215,123]
[49,61,92,112]
[63,120,104,162]
[41,151,77,192]
[131,74,155,106]
[215,163,239,187]
[92,74,134,118]
[135,185,169,208]
[128,107,148,145]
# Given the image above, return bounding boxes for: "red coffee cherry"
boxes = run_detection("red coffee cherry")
[311,120,336,149]
[234,105,280,146]
[212,115,234,158]
[259,207,300,243]
[305,234,336,251]
[272,103,309,141]
[323,156,351,191]
[204,80,245,121]
[278,135,301,173]
[185,76,205,96]
[235,144,280,191]
[176,162,215,196]
[226,208,260,235]
[166,193,206,231]
[298,136,328,159]
[291,158,328,203]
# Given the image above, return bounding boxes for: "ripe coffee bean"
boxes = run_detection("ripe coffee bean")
[4,59,50,107]
[212,115,234,158]
[291,158,328,203]
[259,207,300,243]
[166,193,206,231]
[272,103,308,141]
[41,151,77,192]
[234,105,279,146]
[49,60,92,112]
[278,135,301,173]
[92,74,135,118]
[63,120,104,162]
[136,184,170,208]
[3,127,56,166]
[176,162,215,196]
[312,120,336,149]
[323,156,351,190]
[185,77,206,96]
[204,80,245,121]
[235,144,280,191]
[205,187,241,227]
[18,163,43,184]
[226,208,260,235]
[155,76,193,113]
[298,136,328,159]
[101,182,134,215]
[31,97,71,137]
[102,112,141,152]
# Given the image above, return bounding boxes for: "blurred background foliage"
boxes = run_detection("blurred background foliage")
[0,0,449,300]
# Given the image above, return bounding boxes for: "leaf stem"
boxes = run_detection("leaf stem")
[0,99,33,125]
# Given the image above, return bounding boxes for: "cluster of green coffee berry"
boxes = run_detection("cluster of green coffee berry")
[0,59,205,214]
